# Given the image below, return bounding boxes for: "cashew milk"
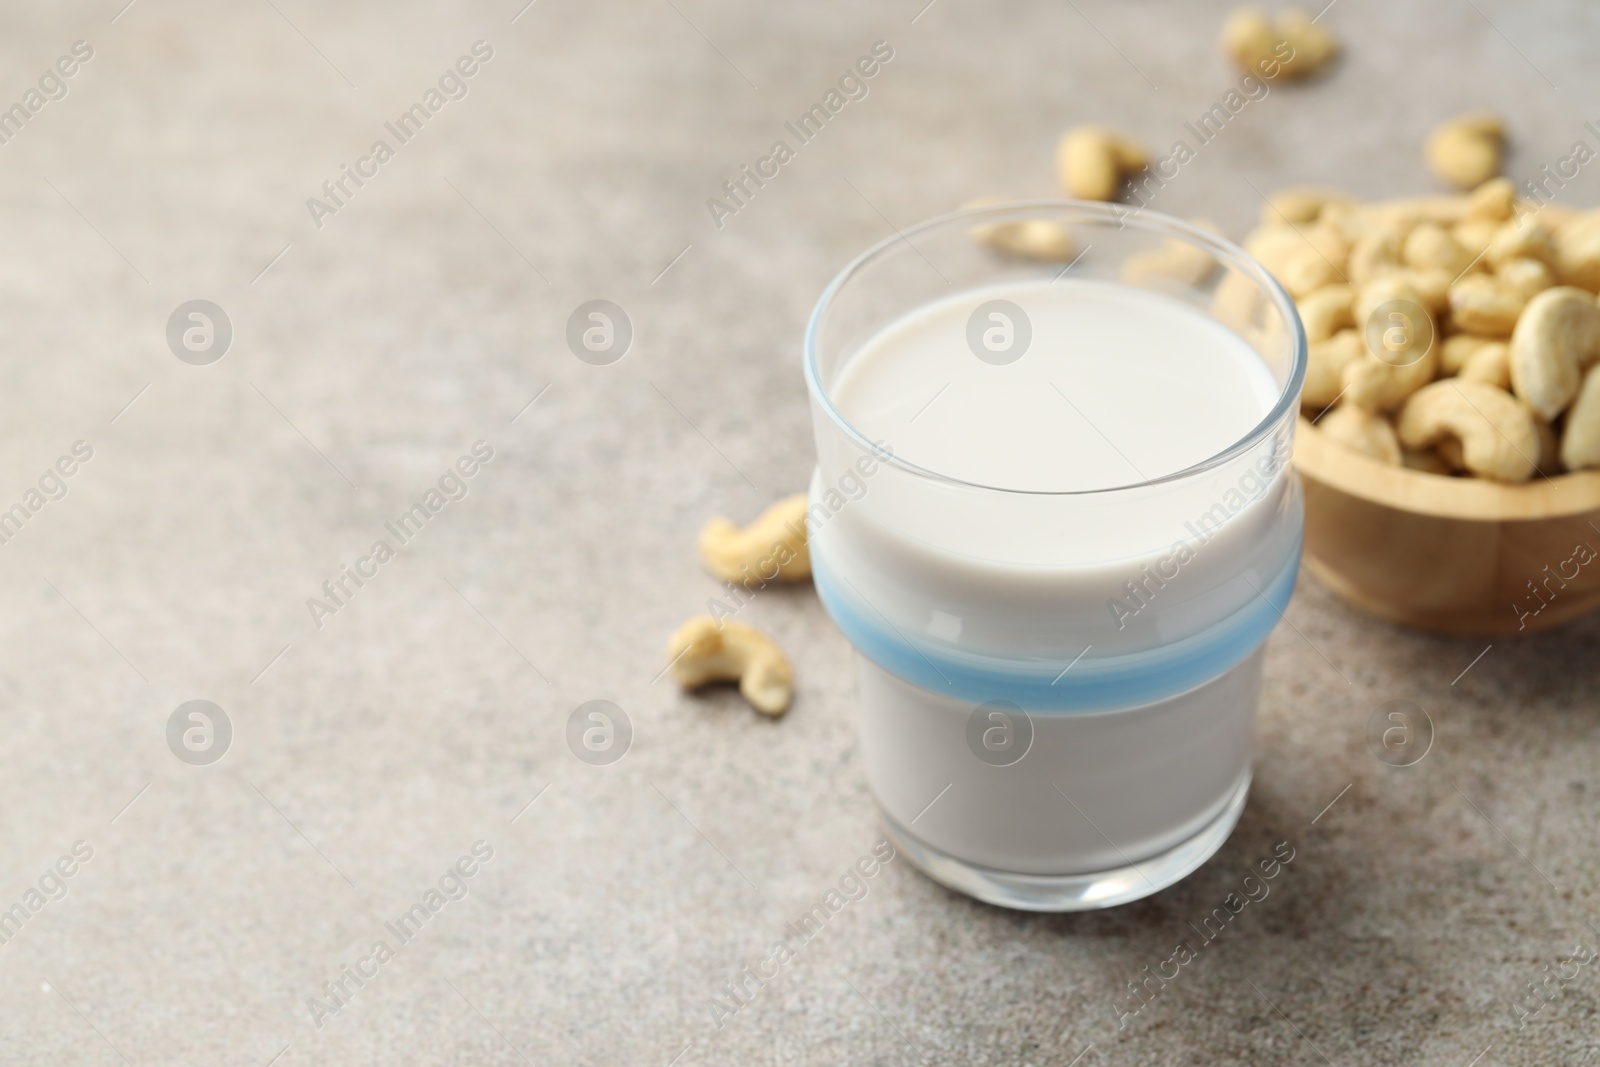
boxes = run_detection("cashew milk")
[808,278,1301,893]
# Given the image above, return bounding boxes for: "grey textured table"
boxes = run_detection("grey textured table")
[0,1,1597,1064]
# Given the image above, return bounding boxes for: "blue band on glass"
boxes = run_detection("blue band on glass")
[813,532,1301,713]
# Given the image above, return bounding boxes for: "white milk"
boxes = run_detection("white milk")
[831,279,1279,495]
[809,278,1298,886]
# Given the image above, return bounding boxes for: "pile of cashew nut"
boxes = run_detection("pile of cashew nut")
[1275,170,1600,482]
[969,99,1600,482]
[666,495,810,716]
[955,5,1600,486]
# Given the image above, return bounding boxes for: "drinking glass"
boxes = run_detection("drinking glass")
[803,201,1306,910]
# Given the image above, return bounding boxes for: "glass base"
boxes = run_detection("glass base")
[881,771,1252,912]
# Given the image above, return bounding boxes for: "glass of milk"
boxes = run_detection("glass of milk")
[804,201,1305,911]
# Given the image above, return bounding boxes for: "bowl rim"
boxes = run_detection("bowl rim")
[1295,415,1600,521]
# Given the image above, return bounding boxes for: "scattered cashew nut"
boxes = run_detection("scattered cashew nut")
[1122,221,1220,287]
[1396,380,1539,482]
[1507,286,1600,420]
[969,212,1076,262]
[1122,242,1215,287]
[1221,9,1338,80]
[1058,126,1147,202]
[1212,268,1265,334]
[667,617,793,716]
[1425,112,1504,190]
[698,494,811,586]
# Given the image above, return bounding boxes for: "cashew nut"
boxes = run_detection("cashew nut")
[1245,225,1308,269]
[1396,380,1539,482]
[1458,340,1511,390]
[1441,334,1499,375]
[1223,9,1338,79]
[1261,187,1349,227]
[1284,252,1343,297]
[1320,201,1384,244]
[1212,268,1265,334]
[972,217,1076,262]
[1303,329,1364,409]
[1556,211,1600,292]
[1448,273,1531,337]
[1220,9,1277,71]
[1377,196,1477,228]
[1297,284,1355,343]
[1353,275,1430,332]
[698,494,811,586]
[1058,126,1147,202]
[1539,202,1584,229]
[1317,403,1401,465]
[1122,235,1217,287]
[1466,177,1517,222]
[1388,267,1452,315]
[1343,337,1438,414]
[1247,225,1344,297]
[1560,362,1600,470]
[1496,256,1556,303]
[1424,112,1504,190]
[1507,286,1600,419]
[1339,276,1437,413]
[1485,218,1558,271]
[667,617,793,716]
[1403,223,1474,277]
[1462,413,1560,476]
[1306,221,1352,269]
[1453,218,1498,262]
[1347,229,1404,287]
[1276,11,1339,75]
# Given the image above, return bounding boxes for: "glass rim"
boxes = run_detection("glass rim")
[802,199,1308,497]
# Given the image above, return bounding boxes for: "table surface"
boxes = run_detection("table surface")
[1,1,1598,1064]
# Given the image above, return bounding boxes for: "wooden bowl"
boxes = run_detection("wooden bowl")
[1294,416,1600,635]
